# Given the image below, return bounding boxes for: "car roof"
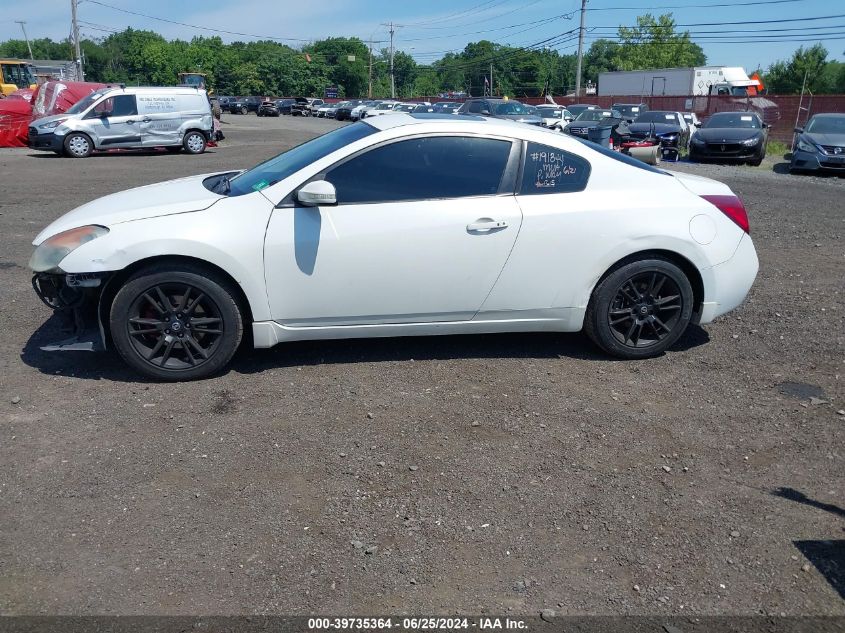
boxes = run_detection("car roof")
[810,112,845,119]
[363,112,544,131]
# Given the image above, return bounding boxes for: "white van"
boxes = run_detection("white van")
[28,86,214,157]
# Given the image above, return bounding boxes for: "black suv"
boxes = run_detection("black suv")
[458,98,543,126]
[335,100,365,121]
[612,103,649,122]
[227,96,262,115]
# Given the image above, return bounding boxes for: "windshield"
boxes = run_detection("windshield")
[806,116,845,135]
[703,113,761,129]
[494,102,532,115]
[538,108,563,119]
[65,91,107,115]
[614,105,642,116]
[376,103,395,110]
[635,112,680,124]
[227,123,376,196]
[576,110,614,122]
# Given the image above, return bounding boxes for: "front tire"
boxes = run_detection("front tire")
[63,132,93,158]
[109,265,244,381]
[183,131,207,154]
[584,258,694,359]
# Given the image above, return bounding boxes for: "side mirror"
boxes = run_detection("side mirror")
[480,109,491,116]
[794,127,803,133]
[297,180,336,207]
[762,122,769,129]
[694,122,702,127]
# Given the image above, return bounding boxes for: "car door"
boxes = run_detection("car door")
[137,93,182,147]
[263,134,523,326]
[84,94,141,147]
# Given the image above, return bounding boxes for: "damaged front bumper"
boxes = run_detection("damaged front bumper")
[32,272,111,351]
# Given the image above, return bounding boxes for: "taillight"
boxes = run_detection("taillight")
[701,194,749,234]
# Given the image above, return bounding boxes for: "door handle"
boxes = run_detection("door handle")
[126,119,135,124]
[467,219,508,232]
[142,117,151,123]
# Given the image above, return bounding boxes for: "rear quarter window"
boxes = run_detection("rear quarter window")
[519,142,591,194]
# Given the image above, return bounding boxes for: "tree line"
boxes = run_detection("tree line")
[1,13,842,97]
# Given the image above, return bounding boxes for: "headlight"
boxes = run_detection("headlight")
[797,138,817,153]
[39,119,67,130]
[660,133,678,140]
[29,225,109,273]
[742,136,761,146]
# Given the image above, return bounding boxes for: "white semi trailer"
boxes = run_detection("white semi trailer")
[598,67,761,97]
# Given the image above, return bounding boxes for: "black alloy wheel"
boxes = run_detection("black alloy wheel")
[584,258,694,359]
[606,271,684,349]
[110,266,243,380]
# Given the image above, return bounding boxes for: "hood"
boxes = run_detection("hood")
[33,173,225,245]
[804,131,845,147]
[629,122,682,135]
[696,127,762,143]
[496,114,543,124]
[30,113,80,129]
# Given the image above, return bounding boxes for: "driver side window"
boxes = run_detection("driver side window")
[323,136,513,204]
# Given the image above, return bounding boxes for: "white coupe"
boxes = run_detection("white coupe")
[29,114,758,380]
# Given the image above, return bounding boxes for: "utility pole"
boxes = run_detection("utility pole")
[367,39,374,99]
[490,62,493,97]
[388,21,395,99]
[15,21,34,59]
[71,0,84,81]
[574,0,587,98]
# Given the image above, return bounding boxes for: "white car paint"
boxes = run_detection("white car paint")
[32,114,758,352]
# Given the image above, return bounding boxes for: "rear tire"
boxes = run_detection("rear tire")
[584,258,694,359]
[183,131,207,154]
[109,264,244,381]
[63,132,93,158]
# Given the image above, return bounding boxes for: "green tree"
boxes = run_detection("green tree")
[765,44,832,94]
[613,13,706,71]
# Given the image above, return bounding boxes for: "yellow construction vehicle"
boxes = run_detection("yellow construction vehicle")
[0,59,37,96]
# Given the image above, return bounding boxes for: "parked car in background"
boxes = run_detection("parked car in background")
[682,112,701,128]
[362,101,400,118]
[351,101,377,120]
[307,98,325,115]
[413,103,437,113]
[28,114,757,379]
[316,103,335,117]
[790,113,845,174]
[612,103,649,122]
[274,99,295,115]
[458,99,543,126]
[627,111,690,150]
[689,111,767,166]
[536,105,573,130]
[320,101,346,119]
[334,100,364,121]
[257,100,280,117]
[291,98,315,116]
[227,96,262,115]
[563,109,622,139]
[28,86,213,157]
[434,102,462,114]
[393,103,419,113]
[567,104,599,118]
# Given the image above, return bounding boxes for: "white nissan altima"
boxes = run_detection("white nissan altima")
[29,113,758,380]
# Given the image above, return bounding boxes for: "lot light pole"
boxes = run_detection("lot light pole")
[388,21,396,99]
[15,21,34,59]
[574,0,587,98]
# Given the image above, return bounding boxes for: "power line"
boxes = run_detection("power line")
[86,0,317,43]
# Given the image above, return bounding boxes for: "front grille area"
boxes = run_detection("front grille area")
[820,145,845,155]
[705,143,742,153]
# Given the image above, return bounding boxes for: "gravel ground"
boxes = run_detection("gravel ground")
[0,115,843,616]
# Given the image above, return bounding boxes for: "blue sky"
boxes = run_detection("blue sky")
[1,0,843,71]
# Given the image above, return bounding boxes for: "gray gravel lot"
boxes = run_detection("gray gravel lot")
[0,114,843,616]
